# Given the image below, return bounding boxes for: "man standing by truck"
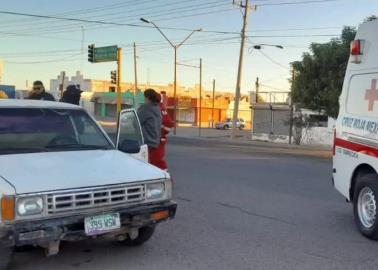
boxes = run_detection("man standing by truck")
[28,81,55,101]
[137,89,162,167]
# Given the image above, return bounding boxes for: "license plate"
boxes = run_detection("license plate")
[84,213,121,236]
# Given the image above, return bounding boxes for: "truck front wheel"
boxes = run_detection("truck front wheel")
[119,225,155,246]
[353,173,378,239]
[0,247,13,270]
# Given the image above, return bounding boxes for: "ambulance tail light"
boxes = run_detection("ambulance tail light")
[351,40,362,55]
[350,39,364,63]
[333,129,336,156]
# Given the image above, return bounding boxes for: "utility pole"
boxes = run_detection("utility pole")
[174,47,178,134]
[80,27,85,73]
[116,48,122,114]
[289,69,295,144]
[212,79,216,128]
[231,0,254,140]
[133,42,138,94]
[59,71,66,99]
[251,77,259,134]
[199,58,203,137]
[255,77,259,103]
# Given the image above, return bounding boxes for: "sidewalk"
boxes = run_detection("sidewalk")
[97,117,332,158]
[167,128,332,159]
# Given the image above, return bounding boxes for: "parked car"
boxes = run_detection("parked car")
[215,118,245,130]
[333,20,378,239]
[0,100,176,269]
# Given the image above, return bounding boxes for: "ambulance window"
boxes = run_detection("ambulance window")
[346,73,378,117]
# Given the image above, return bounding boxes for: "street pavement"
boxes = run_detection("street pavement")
[97,118,251,140]
[174,126,251,140]
[10,143,378,270]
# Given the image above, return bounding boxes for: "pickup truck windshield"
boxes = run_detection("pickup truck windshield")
[0,108,113,155]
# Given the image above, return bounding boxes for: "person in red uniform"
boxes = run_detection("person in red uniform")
[152,93,174,171]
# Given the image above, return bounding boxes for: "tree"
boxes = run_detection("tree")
[290,26,357,118]
[365,15,378,22]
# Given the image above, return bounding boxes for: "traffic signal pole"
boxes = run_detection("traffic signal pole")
[116,48,122,114]
[88,44,121,114]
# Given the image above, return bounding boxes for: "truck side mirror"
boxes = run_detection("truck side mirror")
[119,139,141,154]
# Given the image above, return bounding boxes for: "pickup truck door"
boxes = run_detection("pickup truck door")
[116,109,148,162]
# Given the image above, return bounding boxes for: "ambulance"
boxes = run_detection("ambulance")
[333,20,378,239]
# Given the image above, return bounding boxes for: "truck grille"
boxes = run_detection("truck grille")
[47,184,145,214]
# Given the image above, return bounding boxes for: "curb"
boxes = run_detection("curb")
[167,136,332,159]
[100,123,332,159]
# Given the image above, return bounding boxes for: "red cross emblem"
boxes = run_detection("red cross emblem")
[365,79,378,111]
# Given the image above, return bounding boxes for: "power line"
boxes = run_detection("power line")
[0,9,345,37]
[260,83,289,92]
[258,0,342,6]
[256,50,291,71]
[0,10,188,31]
[5,2,230,35]
[0,48,81,56]
[0,9,233,34]
[248,26,341,32]
[247,34,338,38]
[4,53,82,64]
[0,0,140,25]
[3,0,230,34]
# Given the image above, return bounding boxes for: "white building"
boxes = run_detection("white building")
[50,71,92,94]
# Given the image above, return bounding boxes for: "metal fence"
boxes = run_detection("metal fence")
[252,104,291,136]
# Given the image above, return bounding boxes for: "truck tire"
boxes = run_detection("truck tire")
[120,226,155,247]
[353,173,378,239]
[0,247,13,270]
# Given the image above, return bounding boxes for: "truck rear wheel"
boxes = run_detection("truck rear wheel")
[0,247,13,270]
[120,225,155,247]
[353,173,378,239]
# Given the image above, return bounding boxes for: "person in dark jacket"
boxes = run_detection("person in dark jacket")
[28,81,55,101]
[137,89,162,166]
[60,84,82,105]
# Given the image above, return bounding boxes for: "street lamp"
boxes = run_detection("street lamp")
[140,17,202,135]
[252,44,284,50]
[248,43,285,138]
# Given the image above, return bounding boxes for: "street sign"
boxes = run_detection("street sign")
[94,46,118,63]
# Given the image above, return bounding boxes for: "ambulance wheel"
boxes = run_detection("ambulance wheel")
[353,173,378,239]
[0,247,13,270]
[120,226,155,246]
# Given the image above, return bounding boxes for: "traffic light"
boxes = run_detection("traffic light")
[88,44,95,63]
[110,70,117,84]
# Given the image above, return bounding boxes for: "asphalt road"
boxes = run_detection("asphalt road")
[10,143,378,270]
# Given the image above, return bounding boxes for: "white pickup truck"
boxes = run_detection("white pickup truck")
[0,100,176,269]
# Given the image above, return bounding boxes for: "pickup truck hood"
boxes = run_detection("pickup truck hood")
[0,150,166,194]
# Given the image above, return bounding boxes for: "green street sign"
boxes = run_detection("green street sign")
[94,46,118,63]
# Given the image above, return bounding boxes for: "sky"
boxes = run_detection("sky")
[0,0,377,94]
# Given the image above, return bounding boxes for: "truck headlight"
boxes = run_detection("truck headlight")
[17,197,44,216]
[146,183,165,200]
